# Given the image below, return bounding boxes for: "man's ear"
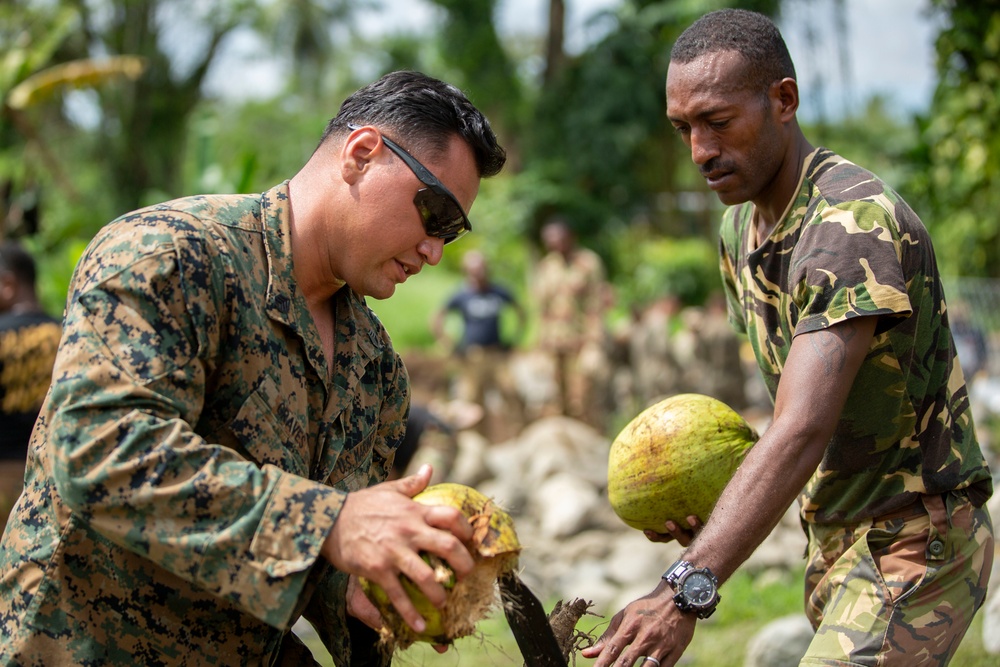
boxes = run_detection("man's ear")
[773,77,799,123]
[340,126,381,185]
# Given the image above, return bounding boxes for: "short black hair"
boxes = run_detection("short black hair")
[320,70,506,178]
[0,240,37,287]
[671,9,796,95]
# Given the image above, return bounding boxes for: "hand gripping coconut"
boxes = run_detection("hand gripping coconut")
[360,483,522,649]
[607,393,759,532]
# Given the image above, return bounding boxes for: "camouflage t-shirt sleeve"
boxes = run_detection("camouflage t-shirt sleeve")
[788,199,913,336]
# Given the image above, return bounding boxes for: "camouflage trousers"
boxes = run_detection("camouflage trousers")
[801,491,993,666]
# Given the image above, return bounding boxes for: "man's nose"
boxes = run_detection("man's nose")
[689,127,719,166]
[418,236,445,266]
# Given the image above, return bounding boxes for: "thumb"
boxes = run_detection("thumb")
[391,463,433,498]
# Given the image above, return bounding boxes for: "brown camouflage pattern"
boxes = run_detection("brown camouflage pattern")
[0,181,408,665]
[802,491,993,665]
[534,247,606,353]
[719,148,992,525]
[533,247,610,426]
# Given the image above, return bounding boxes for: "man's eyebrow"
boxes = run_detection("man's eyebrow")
[667,103,734,123]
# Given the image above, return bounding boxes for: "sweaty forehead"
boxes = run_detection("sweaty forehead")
[668,51,751,96]
[666,51,756,116]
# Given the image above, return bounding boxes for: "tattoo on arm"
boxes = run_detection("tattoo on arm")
[808,322,857,375]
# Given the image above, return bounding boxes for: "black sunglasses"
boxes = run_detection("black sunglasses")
[347,124,471,244]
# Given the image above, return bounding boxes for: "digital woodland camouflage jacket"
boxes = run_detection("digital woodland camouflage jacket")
[0,182,408,666]
[719,148,993,525]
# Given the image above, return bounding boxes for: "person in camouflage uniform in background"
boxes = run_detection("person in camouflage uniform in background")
[533,217,610,430]
[585,10,993,667]
[0,71,506,666]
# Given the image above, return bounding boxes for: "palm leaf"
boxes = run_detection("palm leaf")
[6,56,146,110]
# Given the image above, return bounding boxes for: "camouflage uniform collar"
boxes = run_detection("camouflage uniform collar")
[258,181,367,391]
[260,181,299,327]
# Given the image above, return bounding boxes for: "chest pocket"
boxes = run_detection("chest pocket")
[323,327,394,490]
[230,375,309,477]
[324,383,385,491]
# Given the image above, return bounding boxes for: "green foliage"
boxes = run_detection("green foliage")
[907,2,1000,277]
[805,96,921,194]
[612,228,720,311]
[515,0,784,270]
[426,0,525,141]
[518,1,680,246]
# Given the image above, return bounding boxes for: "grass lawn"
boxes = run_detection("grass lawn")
[300,566,996,666]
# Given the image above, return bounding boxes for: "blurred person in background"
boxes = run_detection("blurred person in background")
[432,250,526,441]
[533,217,610,431]
[0,240,61,537]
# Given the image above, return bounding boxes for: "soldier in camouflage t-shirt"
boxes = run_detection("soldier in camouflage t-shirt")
[0,72,507,666]
[585,10,993,667]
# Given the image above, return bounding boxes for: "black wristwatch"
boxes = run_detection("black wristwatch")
[662,560,720,619]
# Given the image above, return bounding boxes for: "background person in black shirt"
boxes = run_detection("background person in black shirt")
[0,240,61,535]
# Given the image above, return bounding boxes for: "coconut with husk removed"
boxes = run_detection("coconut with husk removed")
[360,482,520,649]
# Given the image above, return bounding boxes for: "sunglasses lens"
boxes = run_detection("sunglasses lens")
[414,189,470,244]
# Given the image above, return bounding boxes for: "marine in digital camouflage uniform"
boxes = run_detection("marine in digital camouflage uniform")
[0,71,506,666]
[585,10,993,667]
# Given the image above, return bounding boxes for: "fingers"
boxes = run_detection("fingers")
[657,515,701,547]
[390,463,433,498]
[580,612,623,660]
[423,503,475,550]
[643,528,675,544]
[425,528,475,581]
[323,467,488,634]
[346,575,384,631]
[368,558,429,634]
[579,586,694,667]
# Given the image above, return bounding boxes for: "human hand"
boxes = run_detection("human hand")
[580,580,696,667]
[643,515,702,547]
[321,465,475,635]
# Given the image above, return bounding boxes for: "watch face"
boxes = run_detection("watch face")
[682,572,716,606]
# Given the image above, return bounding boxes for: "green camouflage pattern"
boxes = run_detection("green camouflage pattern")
[0,181,408,665]
[719,148,993,525]
[802,491,993,665]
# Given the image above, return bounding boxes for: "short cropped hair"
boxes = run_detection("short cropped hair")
[320,70,506,178]
[0,240,37,288]
[671,9,796,95]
